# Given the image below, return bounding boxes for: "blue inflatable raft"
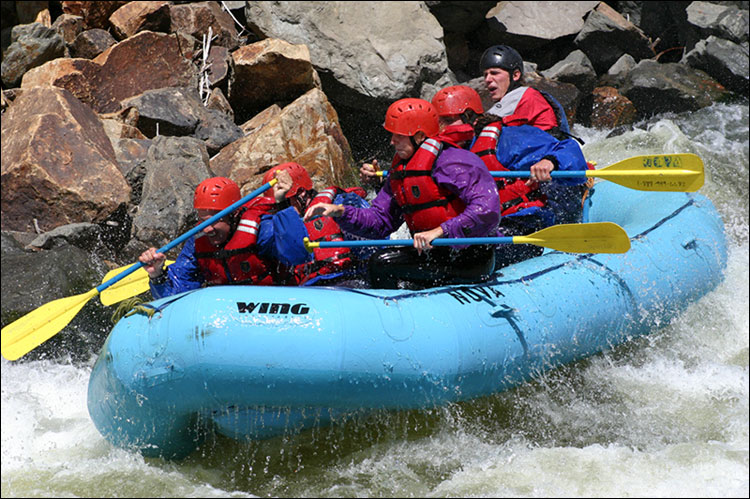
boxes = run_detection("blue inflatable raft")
[87,181,727,458]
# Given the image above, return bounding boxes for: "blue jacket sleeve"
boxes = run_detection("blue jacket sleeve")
[497,125,587,185]
[149,237,204,300]
[256,206,312,266]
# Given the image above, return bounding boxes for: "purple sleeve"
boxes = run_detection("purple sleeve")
[337,181,404,239]
[432,148,501,239]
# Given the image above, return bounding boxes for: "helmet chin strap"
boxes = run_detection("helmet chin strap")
[409,131,427,153]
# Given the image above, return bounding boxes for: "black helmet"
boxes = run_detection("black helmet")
[479,45,524,75]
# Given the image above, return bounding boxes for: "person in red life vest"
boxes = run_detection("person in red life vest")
[480,44,572,139]
[429,84,590,267]
[431,84,484,147]
[303,98,500,289]
[259,162,371,286]
[431,86,550,221]
[138,175,310,299]
[357,86,484,200]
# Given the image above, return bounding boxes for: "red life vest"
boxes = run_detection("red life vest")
[294,186,365,285]
[194,199,292,285]
[388,137,466,232]
[438,123,475,146]
[470,121,547,217]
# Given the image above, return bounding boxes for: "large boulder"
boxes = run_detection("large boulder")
[1,86,131,233]
[574,2,654,75]
[108,0,171,40]
[169,1,241,50]
[120,86,243,154]
[210,88,354,194]
[1,22,65,88]
[682,35,749,95]
[245,1,451,116]
[686,1,749,45]
[124,135,212,258]
[619,59,730,118]
[228,38,320,123]
[20,30,200,114]
[60,1,128,30]
[485,1,599,42]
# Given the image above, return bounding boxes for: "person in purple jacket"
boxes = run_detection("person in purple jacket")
[303,98,500,289]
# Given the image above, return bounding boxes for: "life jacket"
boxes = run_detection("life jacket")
[438,123,475,146]
[294,186,367,285]
[388,136,466,233]
[470,121,547,217]
[194,201,291,286]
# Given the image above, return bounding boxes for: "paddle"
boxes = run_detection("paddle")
[98,216,330,307]
[98,260,175,306]
[304,222,631,254]
[1,179,277,362]
[376,153,704,192]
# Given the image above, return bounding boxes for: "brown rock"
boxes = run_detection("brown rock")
[205,45,231,87]
[61,1,128,30]
[229,38,320,123]
[91,31,198,113]
[22,31,199,115]
[1,86,130,232]
[70,28,117,59]
[240,104,282,136]
[51,13,86,45]
[587,86,637,129]
[100,116,147,141]
[21,58,101,107]
[34,8,52,27]
[109,0,171,40]
[169,1,240,50]
[205,87,234,121]
[210,88,353,194]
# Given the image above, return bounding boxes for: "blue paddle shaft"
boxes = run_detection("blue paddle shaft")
[315,237,513,248]
[491,171,583,179]
[96,181,275,292]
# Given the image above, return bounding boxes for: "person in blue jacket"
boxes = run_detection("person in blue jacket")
[471,112,589,266]
[429,84,590,267]
[139,173,311,299]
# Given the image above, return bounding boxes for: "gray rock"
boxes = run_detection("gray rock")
[27,222,103,251]
[1,22,65,88]
[683,35,749,95]
[687,1,749,44]
[541,50,598,93]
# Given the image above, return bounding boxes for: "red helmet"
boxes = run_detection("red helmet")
[262,162,313,199]
[383,98,439,137]
[431,85,484,116]
[193,177,241,210]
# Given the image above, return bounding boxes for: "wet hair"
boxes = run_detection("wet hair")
[472,113,504,136]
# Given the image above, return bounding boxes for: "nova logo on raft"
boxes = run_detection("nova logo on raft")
[236,302,311,314]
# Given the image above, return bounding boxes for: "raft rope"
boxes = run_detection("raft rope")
[110,289,202,325]
[111,296,158,324]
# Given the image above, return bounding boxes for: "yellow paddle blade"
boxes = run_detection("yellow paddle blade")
[592,153,704,192]
[514,222,631,254]
[1,288,99,361]
[99,260,175,306]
